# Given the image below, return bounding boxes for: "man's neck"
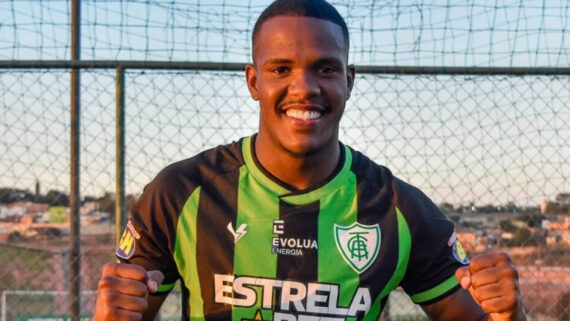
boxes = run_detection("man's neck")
[254,136,341,191]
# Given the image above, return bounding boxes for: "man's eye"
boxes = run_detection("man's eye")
[319,66,337,74]
[272,67,289,74]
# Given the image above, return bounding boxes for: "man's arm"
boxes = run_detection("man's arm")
[422,287,488,321]
[422,253,526,321]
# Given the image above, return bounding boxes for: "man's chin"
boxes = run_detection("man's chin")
[280,140,328,158]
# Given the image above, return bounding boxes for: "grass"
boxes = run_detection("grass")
[0,243,51,271]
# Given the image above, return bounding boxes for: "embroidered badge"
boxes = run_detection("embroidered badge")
[334,222,381,274]
[116,220,140,260]
[449,232,469,264]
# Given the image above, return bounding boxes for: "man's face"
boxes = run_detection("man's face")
[246,16,354,157]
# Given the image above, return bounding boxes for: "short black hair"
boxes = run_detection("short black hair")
[252,0,349,60]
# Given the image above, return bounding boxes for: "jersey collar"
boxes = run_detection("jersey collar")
[241,135,353,205]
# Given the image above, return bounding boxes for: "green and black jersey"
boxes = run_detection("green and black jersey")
[116,135,469,321]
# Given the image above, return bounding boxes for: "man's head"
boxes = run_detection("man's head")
[246,0,354,161]
[252,0,350,63]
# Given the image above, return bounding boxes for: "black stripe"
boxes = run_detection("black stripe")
[181,282,190,319]
[196,170,240,320]
[352,152,398,316]
[275,200,320,282]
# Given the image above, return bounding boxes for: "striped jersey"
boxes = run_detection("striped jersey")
[116,135,469,321]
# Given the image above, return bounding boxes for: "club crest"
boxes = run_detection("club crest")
[334,222,381,274]
[116,220,140,260]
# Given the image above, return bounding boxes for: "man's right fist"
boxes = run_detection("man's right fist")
[93,263,164,321]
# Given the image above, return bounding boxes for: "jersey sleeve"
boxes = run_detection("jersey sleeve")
[115,163,198,294]
[395,178,469,305]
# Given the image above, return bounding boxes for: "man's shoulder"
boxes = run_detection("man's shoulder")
[143,138,246,196]
[344,144,432,202]
[161,138,244,179]
[346,145,394,181]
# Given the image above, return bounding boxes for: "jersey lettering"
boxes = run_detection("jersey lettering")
[214,274,371,318]
[271,238,318,256]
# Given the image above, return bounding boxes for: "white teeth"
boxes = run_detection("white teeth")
[285,109,321,120]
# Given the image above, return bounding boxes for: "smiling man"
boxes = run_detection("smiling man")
[94,1,526,321]
[247,13,353,191]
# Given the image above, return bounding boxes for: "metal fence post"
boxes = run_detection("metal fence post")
[69,0,81,320]
[116,66,127,246]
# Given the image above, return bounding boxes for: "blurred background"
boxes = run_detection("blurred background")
[0,0,569,320]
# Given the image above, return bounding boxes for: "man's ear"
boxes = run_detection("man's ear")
[346,64,356,100]
[245,64,259,101]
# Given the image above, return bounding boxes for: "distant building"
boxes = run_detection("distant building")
[49,206,67,223]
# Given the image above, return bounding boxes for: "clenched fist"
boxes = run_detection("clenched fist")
[93,263,164,321]
[455,253,527,321]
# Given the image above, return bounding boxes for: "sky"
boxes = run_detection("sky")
[0,0,569,206]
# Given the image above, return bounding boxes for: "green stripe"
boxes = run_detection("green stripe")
[282,145,352,205]
[232,164,279,321]
[242,135,290,195]
[410,275,459,303]
[318,169,359,313]
[156,282,175,293]
[364,208,411,321]
[173,187,204,320]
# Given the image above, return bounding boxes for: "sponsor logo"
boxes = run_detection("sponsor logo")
[334,223,381,274]
[215,274,371,320]
[228,222,248,244]
[448,232,469,264]
[271,220,317,256]
[116,220,140,260]
[273,220,284,234]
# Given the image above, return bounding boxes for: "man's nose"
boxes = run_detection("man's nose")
[288,70,320,97]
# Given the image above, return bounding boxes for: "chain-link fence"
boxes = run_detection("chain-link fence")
[1,1,569,320]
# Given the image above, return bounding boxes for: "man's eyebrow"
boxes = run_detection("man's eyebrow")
[316,57,344,65]
[263,58,293,65]
[263,57,345,65]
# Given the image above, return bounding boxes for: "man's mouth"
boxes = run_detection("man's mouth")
[285,109,322,120]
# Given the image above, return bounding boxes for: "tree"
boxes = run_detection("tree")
[0,188,34,203]
[555,193,570,204]
[45,190,69,206]
[519,214,544,228]
[499,219,517,233]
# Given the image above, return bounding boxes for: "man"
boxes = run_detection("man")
[94,1,526,320]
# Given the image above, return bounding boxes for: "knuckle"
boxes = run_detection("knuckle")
[98,288,117,302]
[471,287,482,301]
[134,281,149,297]
[497,252,511,263]
[501,265,519,280]
[129,264,148,281]
[98,274,118,290]
[108,306,120,316]
[470,274,482,288]
[480,300,492,312]
[505,280,518,292]
[495,295,517,313]
[97,277,111,290]
[102,263,118,276]
[506,294,517,307]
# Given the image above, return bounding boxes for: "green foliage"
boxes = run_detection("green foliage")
[500,219,517,233]
[0,244,50,271]
[505,227,546,247]
[520,214,544,227]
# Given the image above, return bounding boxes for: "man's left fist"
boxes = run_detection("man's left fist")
[455,252,527,321]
